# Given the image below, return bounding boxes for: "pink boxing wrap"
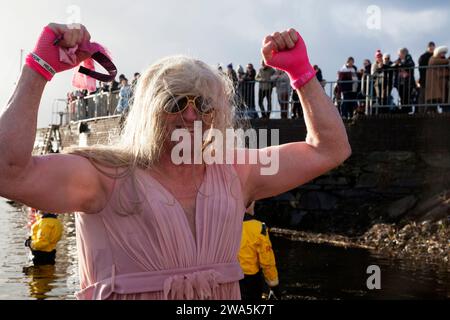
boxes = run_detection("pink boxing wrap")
[264,32,316,90]
[25,26,113,91]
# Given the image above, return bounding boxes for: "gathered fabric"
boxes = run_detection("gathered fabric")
[75,164,246,300]
[75,262,243,300]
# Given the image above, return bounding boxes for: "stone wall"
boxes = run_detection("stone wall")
[58,116,122,149]
[251,115,450,236]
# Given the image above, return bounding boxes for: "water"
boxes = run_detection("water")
[0,198,79,300]
[0,198,448,300]
[272,237,449,300]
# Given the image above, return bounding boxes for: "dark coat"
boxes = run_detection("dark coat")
[394,54,416,88]
[419,51,433,88]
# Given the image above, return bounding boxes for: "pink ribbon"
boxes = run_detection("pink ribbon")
[60,42,115,92]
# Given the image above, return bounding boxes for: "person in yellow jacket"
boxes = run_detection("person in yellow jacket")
[238,202,281,300]
[25,211,63,266]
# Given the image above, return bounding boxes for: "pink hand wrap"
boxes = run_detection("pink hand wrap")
[264,32,316,90]
[25,26,114,91]
[26,26,67,81]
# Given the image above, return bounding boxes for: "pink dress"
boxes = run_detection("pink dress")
[74,164,246,300]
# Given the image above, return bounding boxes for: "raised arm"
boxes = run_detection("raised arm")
[237,28,351,205]
[0,24,110,214]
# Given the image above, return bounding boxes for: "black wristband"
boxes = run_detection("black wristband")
[78,51,117,83]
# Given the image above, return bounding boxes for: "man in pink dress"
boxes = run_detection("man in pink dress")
[0,23,351,299]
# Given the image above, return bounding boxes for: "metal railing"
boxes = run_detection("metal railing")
[59,64,450,124]
[329,64,450,116]
[64,90,120,124]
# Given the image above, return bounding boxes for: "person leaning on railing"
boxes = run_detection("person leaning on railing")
[243,63,257,119]
[418,42,436,109]
[115,77,132,115]
[371,50,386,109]
[337,57,359,120]
[382,54,395,109]
[236,65,247,114]
[271,70,291,119]
[393,48,416,113]
[425,46,450,113]
[256,60,276,119]
[371,50,395,111]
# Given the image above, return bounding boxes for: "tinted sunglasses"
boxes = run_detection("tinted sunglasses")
[164,96,214,115]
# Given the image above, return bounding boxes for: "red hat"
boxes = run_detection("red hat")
[375,50,383,58]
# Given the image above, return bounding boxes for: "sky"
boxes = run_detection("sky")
[1,0,450,128]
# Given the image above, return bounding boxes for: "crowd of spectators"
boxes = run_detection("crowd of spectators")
[220,61,325,119]
[67,41,449,122]
[335,42,450,119]
[67,72,141,119]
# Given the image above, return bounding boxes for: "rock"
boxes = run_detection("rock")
[356,173,379,188]
[290,211,308,227]
[367,151,413,163]
[387,196,418,220]
[358,218,449,265]
[373,188,415,197]
[362,224,395,243]
[298,184,322,191]
[422,174,450,192]
[410,190,450,220]
[399,224,416,240]
[421,221,438,234]
[390,152,414,162]
[362,163,387,174]
[392,174,424,188]
[332,189,373,199]
[316,177,348,186]
[420,201,450,222]
[349,166,362,177]
[323,186,350,192]
[299,192,338,211]
[272,193,296,202]
[420,153,450,169]
[367,152,389,163]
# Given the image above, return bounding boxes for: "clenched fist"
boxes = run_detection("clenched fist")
[25,23,94,81]
[262,28,315,89]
